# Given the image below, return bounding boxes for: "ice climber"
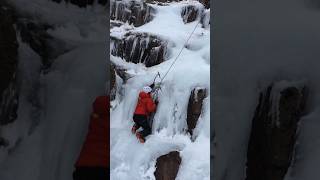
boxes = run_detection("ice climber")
[73,95,109,180]
[132,85,158,143]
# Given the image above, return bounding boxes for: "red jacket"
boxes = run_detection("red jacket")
[134,91,156,116]
[75,96,109,168]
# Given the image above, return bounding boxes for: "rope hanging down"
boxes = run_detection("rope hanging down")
[151,20,201,100]
[160,20,201,83]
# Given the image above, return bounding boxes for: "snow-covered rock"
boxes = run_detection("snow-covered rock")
[111,32,168,67]
[181,4,204,23]
[110,0,155,27]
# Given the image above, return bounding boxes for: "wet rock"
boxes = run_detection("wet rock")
[181,5,203,23]
[110,0,155,27]
[111,32,168,67]
[0,1,19,125]
[187,88,207,136]
[154,151,181,180]
[246,81,308,180]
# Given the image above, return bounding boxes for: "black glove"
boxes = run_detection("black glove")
[149,83,155,89]
[155,100,159,105]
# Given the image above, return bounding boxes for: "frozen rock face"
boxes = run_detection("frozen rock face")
[0,1,19,125]
[198,0,210,9]
[17,21,69,69]
[200,9,210,28]
[111,32,168,67]
[154,151,182,180]
[110,0,155,27]
[187,88,207,137]
[51,0,107,7]
[181,5,203,23]
[246,81,308,180]
[110,64,116,101]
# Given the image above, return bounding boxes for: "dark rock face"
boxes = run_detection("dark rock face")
[246,82,308,180]
[17,20,69,68]
[0,1,19,125]
[110,64,116,101]
[181,5,202,23]
[187,88,207,136]
[198,0,210,9]
[111,32,168,67]
[110,0,155,27]
[154,151,181,180]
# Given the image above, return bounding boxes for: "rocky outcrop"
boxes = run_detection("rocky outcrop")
[154,151,181,180]
[0,1,19,125]
[198,0,210,9]
[187,88,207,137]
[181,5,203,23]
[110,0,155,27]
[200,9,210,28]
[17,20,69,69]
[246,81,308,180]
[111,32,168,67]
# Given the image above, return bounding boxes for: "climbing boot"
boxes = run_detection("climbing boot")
[131,125,137,134]
[136,132,145,143]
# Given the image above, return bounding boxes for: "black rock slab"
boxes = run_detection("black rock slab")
[246,81,308,180]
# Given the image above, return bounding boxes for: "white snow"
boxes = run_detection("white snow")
[110,1,210,179]
[0,1,107,180]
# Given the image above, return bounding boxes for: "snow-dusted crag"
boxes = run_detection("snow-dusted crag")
[0,1,108,180]
[110,0,210,179]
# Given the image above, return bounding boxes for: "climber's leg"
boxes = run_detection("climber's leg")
[140,118,151,138]
[132,115,143,134]
[131,124,139,134]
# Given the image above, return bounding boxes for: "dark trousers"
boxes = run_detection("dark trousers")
[133,114,151,138]
[73,167,109,180]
